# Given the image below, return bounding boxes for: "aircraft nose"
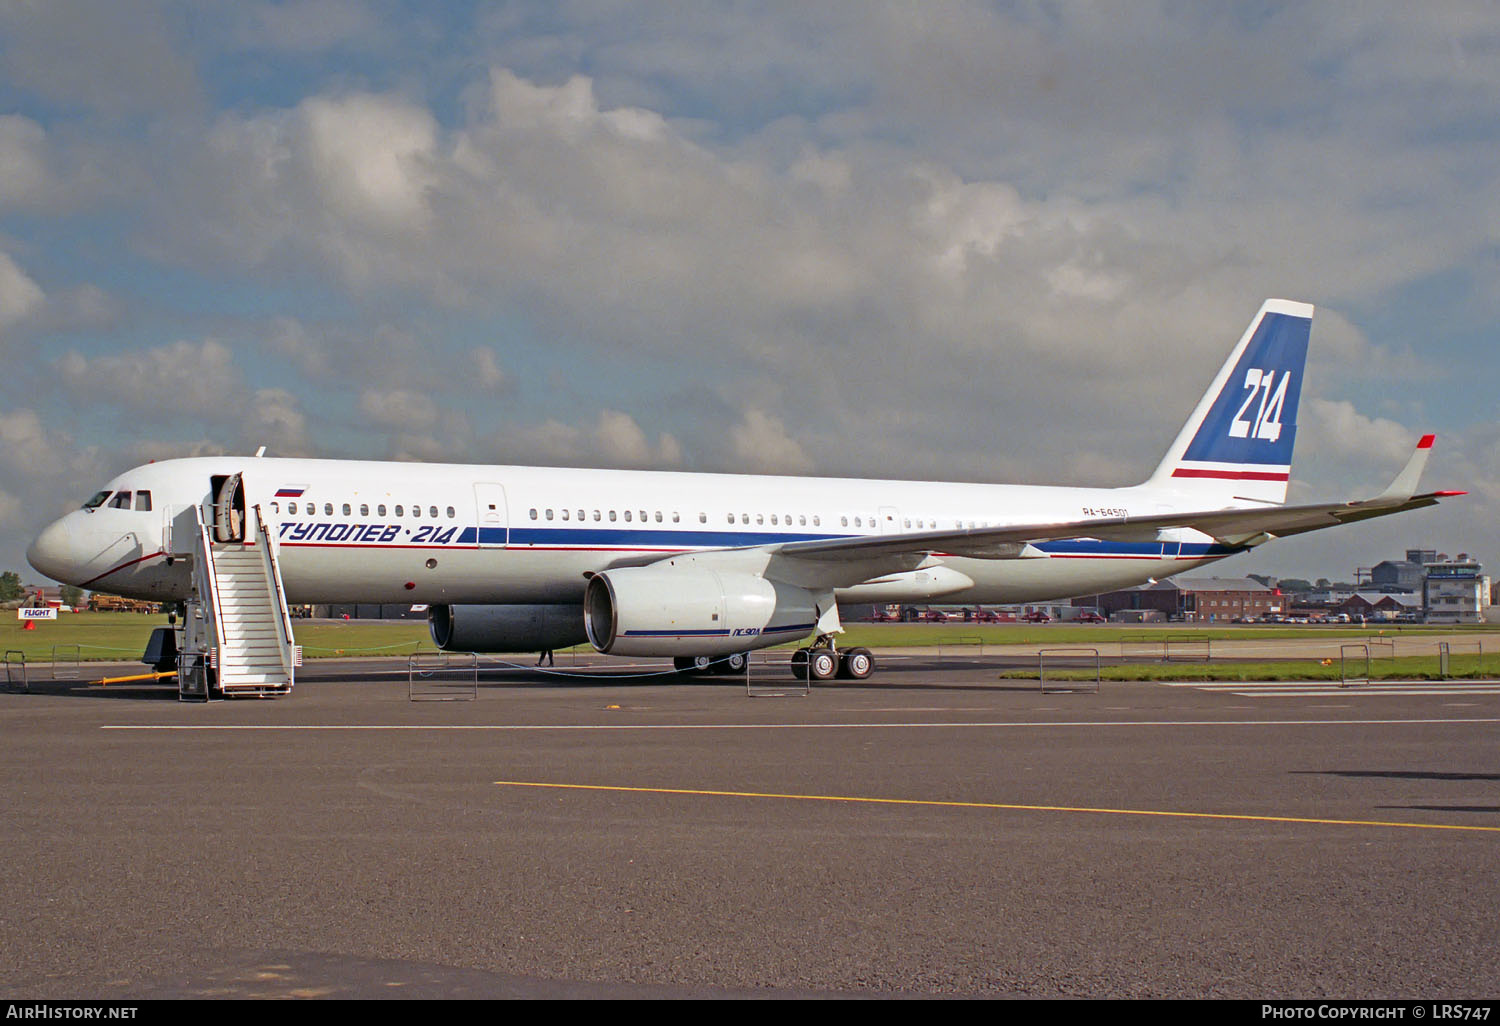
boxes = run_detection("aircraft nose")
[27,518,78,585]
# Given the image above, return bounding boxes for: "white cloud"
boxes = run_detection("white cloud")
[56,339,241,417]
[471,347,505,390]
[0,250,43,329]
[1301,399,1419,468]
[0,408,107,569]
[503,409,683,470]
[237,0,384,54]
[0,116,49,209]
[297,93,438,228]
[0,0,201,115]
[729,409,813,475]
[358,388,439,432]
[245,388,310,457]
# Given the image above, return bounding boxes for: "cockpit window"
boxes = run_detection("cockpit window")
[135,491,152,512]
[108,492,133,510]
[83,491,111,510]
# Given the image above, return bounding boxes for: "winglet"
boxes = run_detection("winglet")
[1372,434,1438,504]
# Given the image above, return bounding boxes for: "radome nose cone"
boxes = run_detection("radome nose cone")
[27,518,76,584]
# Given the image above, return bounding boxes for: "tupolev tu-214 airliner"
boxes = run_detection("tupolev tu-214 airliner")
[27,300,1460,682]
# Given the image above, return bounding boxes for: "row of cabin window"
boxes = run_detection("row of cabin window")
[530,508,691,524]
[269,500,457,520]
[523,508,961,530]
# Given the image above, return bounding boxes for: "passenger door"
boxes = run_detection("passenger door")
[474,483,508,547]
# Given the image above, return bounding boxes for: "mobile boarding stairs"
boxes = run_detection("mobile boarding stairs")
[165,496,298,701]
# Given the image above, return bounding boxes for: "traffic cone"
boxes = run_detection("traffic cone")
[22,620,35,631]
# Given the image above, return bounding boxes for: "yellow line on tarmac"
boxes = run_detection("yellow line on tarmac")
[493,780,1500,834]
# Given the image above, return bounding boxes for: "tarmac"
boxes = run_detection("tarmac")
[3,647,1499,998]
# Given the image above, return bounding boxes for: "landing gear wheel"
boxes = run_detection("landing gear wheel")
[837,647,875,680]
[721,651,748,675]
[807,648,839,681]
[791,648,810,680]
[674,655,714,675]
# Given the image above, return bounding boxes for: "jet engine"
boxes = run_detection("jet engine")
[584,566,817,656]
[428,604,587,653]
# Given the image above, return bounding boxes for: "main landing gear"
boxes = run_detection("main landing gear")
[790,639,874,681]
[673,652,748,675]
[672,642,875,681]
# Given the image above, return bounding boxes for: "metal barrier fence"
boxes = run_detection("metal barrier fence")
[1038,648,1100,694]
[1438,640,1484,678]
[936,635,985,659]
[1339,644,1369,688]
[49,644,81,680]
[4,650,26,693]
[177,652,215,701]
[747,653,809,698]
[1119,639,1167,663]
[408,652,478,702]
[1164,635,1211,663]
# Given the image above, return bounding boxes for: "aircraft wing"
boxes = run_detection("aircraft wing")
[771,436,1461,564]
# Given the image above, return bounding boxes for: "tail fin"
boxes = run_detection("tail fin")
[1147,299,1313,506]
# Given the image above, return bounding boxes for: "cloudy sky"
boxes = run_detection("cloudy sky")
[2,1,1497,585]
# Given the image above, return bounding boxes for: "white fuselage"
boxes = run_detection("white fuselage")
[28,455,1236,608]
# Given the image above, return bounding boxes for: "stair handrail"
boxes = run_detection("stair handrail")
[252,504,297,684]
[193,504,229,667]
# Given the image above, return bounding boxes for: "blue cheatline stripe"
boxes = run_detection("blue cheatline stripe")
[620,622,816,639]
[1035,540,1238,558]
[622,628,732,638]
[501,528,1236,556]
[282,522,1240,560]
[505,527,836,548]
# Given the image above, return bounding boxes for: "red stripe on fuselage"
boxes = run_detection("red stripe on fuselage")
[81,550,166,588]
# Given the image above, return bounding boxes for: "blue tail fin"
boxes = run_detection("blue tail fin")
[1148,299,1313,505]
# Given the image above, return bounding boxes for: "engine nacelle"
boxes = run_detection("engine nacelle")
[584,566,817,656]
[428,604,587,653]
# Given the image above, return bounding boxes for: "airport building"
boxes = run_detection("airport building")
[1423,557,1489,623]
[1334,591,1423,622]
[1088,577,1280,623]
[1354,547,1489,623]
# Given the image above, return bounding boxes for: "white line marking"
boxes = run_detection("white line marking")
[101,717,1500,732]
[1235,689,1500,698]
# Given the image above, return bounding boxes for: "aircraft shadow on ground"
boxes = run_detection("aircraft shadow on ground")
[4,662,1080,698]
[5,680,179,701]
[1293,770,1500,782]
[1375,805,1500,815]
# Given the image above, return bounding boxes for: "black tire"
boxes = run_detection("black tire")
[838,647,875,680]
[675,655,714,675]
[790,648,810,680]
[722,651,748,675]
[808,649,838,681]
